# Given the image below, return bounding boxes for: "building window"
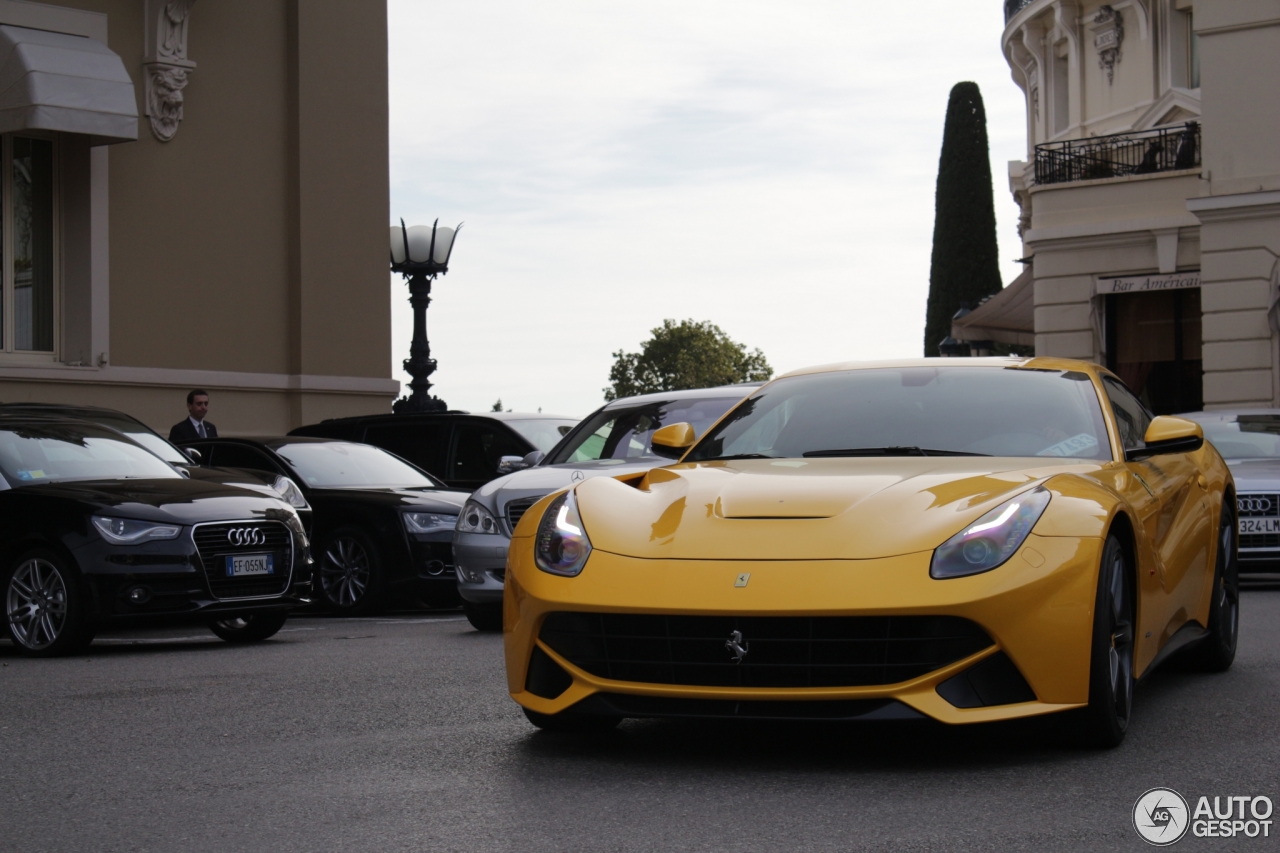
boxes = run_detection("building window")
[1,135,55,355]
[1052,42,1070,136]
[1187,13,1200,88]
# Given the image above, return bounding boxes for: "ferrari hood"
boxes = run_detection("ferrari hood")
[573,457,1104,560]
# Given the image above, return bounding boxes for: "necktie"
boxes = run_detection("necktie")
[197,421,205,438]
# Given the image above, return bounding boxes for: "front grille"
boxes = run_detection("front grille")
[504,495,544,535]
[192,521,292,600]
[1238,493,1280,550]
[539,613,993,689]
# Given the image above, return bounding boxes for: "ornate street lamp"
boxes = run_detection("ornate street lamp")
[389,219,461,413]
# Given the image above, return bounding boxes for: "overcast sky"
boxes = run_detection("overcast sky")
[387,1,1029,419]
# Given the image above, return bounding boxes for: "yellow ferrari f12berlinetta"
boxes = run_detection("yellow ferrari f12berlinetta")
[503,358,1237,747]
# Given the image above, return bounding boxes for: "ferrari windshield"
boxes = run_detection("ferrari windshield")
[687,367,1112,462]
[0,423,183,486]
[273,441,436,489]
[1199,415,1280,459]
[548,394,746,464]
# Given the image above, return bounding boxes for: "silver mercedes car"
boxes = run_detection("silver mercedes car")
[1182,409,1280,575]
[452,384,761,630]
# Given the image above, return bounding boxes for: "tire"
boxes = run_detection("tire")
[1072,535,1135,748]
[3,549,94,657]
[463,600,503,632]
[522,707,621,733]
[1184,500,1239,672]
[208,612,289,643]
[316,527,384,617]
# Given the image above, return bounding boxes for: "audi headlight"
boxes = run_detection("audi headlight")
[271,475,308,509]
[403,511,459,535]
[534,490,591,577]
[930,487,1051,579]
[91,516,182,545]
[456,500,500,535]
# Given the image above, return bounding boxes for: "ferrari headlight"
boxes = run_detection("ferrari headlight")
[91,516,182,545]
[456,500,500,534]
[272,475,308,509]
[403,511,459,535]
[930,487,1051,579]
[534,490,591,577]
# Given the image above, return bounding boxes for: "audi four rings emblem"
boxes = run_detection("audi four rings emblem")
[227,527,266,547]
[1239,497,1273,514]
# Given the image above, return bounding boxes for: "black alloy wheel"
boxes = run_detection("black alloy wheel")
[317,527,384,617]
[1185,500,1239,672]
[3,549,94,657]
[463,600,503,632]
[522,707,621,733]
[208,612,289,643]
[1075,534,1134,748]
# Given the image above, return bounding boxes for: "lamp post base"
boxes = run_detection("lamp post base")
[393,394,448,414]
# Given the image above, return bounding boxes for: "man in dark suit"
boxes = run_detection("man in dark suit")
[169,389,218,442]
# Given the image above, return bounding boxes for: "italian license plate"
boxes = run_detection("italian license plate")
[1239,518,1280,535]
[226,553,274,577]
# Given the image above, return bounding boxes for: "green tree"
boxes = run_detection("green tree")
[923,81,1004,357]
[491,399,503,412]
[604,319,772,401]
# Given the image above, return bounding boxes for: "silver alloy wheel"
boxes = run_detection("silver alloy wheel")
[321,536,370,607]
[1107,548,1134,728]
[6,558,69,650]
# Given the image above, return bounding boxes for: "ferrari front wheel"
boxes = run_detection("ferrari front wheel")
[1074,535,1134,748]
[1185,502,1239,672]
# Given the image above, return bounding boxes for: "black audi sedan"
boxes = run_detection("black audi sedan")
[175,436,468,615]
[0,416,311,657]
[0,403,314,530]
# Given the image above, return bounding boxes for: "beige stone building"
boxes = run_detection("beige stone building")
[957,0,1280,414]
[0,0,395,434]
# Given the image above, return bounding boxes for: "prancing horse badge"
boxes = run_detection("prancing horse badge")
[735,572,750,588]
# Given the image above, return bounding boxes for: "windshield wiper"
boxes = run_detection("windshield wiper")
[802,447,989,458]
[698,453,778,462]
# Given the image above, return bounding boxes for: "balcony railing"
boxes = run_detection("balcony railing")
[1034,123,1200,186]
[1005,0,1037,22]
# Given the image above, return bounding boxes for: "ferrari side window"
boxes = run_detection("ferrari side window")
[1102,377,1153,452]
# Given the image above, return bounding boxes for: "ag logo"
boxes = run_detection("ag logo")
[1133,788,1190,846]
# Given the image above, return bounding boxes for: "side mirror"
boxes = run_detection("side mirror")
[523,450,546,467]
[497,455,527,475]
[1126,416,1204,461]
[183,447,202,464]
[651,422,696,460]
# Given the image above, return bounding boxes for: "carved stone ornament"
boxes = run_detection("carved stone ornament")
[143,0,197,142]
[1091,5,1124,85]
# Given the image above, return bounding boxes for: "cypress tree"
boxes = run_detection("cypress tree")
[923,81,1004,357]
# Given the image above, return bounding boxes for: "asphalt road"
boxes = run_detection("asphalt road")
[2,590,1278,853]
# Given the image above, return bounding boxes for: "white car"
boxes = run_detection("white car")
[1182,409,1280,575]
[452,384,761,630]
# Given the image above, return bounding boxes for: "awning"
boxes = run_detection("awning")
[0,25,137,145]
[951,267,1035,347]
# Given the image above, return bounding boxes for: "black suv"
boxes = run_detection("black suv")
[289,412,578,491]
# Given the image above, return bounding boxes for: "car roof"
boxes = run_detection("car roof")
[302,410,575,427]
[0,402,149,424]
[1178,409,1280,421]
[772,356,1116,379]
[600,383,765,410]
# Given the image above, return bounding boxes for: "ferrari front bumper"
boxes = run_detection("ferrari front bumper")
[503,533,1103,725]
